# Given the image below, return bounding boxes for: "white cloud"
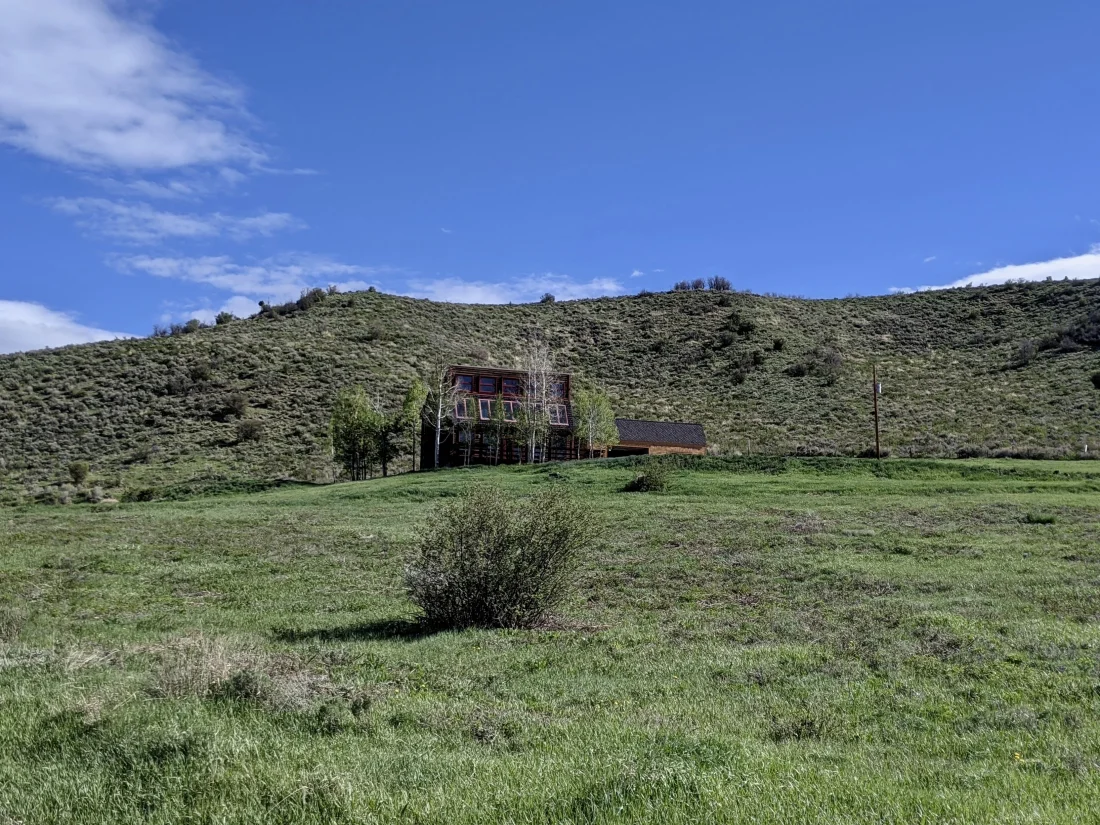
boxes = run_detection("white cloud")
[406,273,624,304]
[923,256,936,263]
[631,269,644,277]
[0,0,261,170]
[440,227,453,234]
[50,197,304,243]
[113,253,382,304]
[909,245,1100,291]
[0,299,128,353]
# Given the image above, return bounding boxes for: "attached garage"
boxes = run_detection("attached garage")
[609,418,707,457]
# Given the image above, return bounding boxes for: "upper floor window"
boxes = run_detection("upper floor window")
[455,374,474,393]
[502,400,520,421]
[502,377,521,396]
[548,404,569,425]
[455,398,474,419]
[478,376,497,395]
[551,381,566,398]
[479,398,494,420]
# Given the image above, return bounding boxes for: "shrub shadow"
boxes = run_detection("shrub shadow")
[272,618,441,643]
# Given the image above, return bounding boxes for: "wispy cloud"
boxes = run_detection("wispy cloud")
[922,255,937,263]
[0,0,261,170]
[113,253,385,307]
[0,299,129,354]
[50,197,304,243]
[630,269,645,277]
[405,273,624,304]
[902,245,1100,292]
[440,227,453,234]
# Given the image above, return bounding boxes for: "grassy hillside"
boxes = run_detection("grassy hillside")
[1,279,1099,496]
[1,459,1098,822]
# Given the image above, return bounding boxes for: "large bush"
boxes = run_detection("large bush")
[404,485,594,629]
[623,460,671,492]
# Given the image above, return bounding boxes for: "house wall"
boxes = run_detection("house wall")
[647,445,707,456]
[616,440,706,456]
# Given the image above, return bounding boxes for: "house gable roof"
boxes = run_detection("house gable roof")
[615,418,707,447]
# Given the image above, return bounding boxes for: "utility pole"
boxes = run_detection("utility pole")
[872,365,881,460]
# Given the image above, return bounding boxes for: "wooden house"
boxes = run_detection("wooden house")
[420,365,577,468]
[419,365,708,468]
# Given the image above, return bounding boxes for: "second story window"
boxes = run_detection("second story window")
[502,400,519,421]
[455,374,474,393]
[455,398,474,419]
[479,398,493,420]
[551,381,566,398]
[502,377,520,396]
[478,376,497,395]
[548,404,569,425]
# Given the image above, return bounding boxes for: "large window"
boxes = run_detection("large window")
[478,376,497,394]
[502,400,519,421]
[551,381,566,398]
[502,377,520,396]
[455,398,474,419]
[455,374,474,393]
[548,404,568,425]
[479,398,494,420]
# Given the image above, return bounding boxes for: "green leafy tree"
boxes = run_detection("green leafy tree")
[421,357,461,469]
[572,386,619,458]
[402,377,428,471]
[330,387,381,481]
[488,393,512,464]
[68,461,90,486]
[374,390,420,478]
[520,334,554,462]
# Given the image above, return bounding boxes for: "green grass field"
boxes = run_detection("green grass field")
[2,458,1099,823]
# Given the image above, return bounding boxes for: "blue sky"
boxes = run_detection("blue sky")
[2,0,1100,353]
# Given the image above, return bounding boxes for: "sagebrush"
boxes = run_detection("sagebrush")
[404,485,595,628]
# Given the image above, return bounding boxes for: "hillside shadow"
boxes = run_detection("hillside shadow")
[271,618,441,643]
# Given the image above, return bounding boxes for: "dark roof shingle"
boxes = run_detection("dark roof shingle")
[615,418,707,447]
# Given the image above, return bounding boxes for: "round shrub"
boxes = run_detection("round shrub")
[236,419,264,442]
[1091,371,1100,390]
[67,461,89,486]
[404,485,594,629]
[623,459,671,492]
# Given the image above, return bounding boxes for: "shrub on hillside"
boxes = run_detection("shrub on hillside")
[363,323,387,342]
[1091,372,1100,390]
[165,372,192,396]
[623,460,671,492]
[817,348,844,384]
[690,278,706,291]
[189,361,213,383]
[405,486,594,629]
[540,293,556,304]
[707,276,732,291]
[236,419,264,443]
[225,393,249,418]
[67,461,89,486]
[787,342,843,384]
[1012,339,1038,367]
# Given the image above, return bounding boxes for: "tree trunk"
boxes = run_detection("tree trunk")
[433,395,443,469]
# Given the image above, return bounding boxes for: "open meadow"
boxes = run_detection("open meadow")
[1,457,1099,823]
